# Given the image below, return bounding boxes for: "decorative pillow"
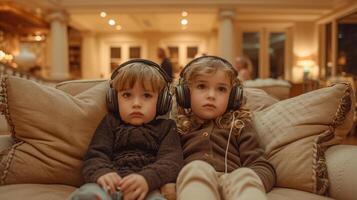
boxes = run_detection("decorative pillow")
[243,87,279,112]
[0,76,108,186]
[252,83,355,195]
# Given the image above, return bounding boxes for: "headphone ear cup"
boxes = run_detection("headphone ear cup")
[227,85,244,111]
[157,87,172,116]
[106,88,119,113]
[175,84,191,109]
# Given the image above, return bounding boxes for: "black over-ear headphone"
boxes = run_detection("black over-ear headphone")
[107,58,172,116]
[175,55,243,112]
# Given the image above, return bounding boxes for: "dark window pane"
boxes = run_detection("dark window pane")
[110,47,121,59]
[110,47,121,72]
[269,32,285,79]
[243,32,259,79]
[168,46,179,72]
[325,23,332,77]
[187,46,198,58]
[129,46,141,59]
[337,19,357,76]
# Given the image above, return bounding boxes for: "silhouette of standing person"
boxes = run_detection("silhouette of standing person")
[157,48,173,80]
[235,56,253,81]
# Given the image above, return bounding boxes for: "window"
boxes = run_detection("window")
[168,46,179,72]
[269,33,286,79]
[325,23,333,77]
[337,16,357,76]
[129,46,141,59]
[187,46,198,59]
[110,47,121,72]
[242,32,260,79]
[69,45,81,78]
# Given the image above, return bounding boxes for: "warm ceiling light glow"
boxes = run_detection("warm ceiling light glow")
[100,12,107,18]
[0,50,5,60]
[182,11,188,17]
[116,25,122,30]
[34,35,42,41]
[181,18,188,25]
[108,19,116,26]
[181,26,187,30]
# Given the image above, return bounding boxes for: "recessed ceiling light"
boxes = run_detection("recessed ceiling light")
[34,35,42,41]
[108,19,116,26]
[116,25,122,30]
[100,12,107,18]
[182,11,188,17]
[181,19,188,25]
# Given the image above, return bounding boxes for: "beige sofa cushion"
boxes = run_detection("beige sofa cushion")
[0,184,331,200]
[0,184,76,200]
[326,145,357,200]
[0,115,9,135]
[253,83,354,195]
[244,78,291,100]
[243,88,279,111]
[0,76,108,186]
[267,188,332,200]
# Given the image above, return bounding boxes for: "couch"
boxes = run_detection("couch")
[243,78,291,100]
[0,78,357,200]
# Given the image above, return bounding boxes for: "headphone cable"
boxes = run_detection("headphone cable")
[224,112,235,174]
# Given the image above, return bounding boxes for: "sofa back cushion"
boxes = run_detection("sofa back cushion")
[253,83,354,195]
[0,76,108,186]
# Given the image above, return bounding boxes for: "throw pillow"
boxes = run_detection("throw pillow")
[252,83,354,195]
[0,76,108,186]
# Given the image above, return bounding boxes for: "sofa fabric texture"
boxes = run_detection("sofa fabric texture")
[253,83,354,195]
[0,76,108,186]
[0,77,356,200]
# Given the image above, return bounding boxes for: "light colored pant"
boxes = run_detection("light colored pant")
[68,183,166,200]
[176,160,267,200]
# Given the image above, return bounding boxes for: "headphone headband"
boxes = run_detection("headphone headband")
[111,58,171,83]
[107,58,173,116]
[179,55,238,79]
[175,55,243,111]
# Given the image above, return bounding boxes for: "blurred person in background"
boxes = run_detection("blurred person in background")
[235,56,253,81]
[157,48,173,80]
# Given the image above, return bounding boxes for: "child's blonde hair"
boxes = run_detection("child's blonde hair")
[176,57,251,135]
[112,62,166,93]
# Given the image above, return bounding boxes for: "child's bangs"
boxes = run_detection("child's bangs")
[114,63,166,92]
[186,59,236,85]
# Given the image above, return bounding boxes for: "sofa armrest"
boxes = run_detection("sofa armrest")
[0,135,13,152]
[326,145,357,200]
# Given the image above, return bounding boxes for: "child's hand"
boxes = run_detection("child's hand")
[97,172,122,193]
[119,174,149,200]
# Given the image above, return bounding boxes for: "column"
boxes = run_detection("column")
[81,32,99,78]
[218,10,236,65]
[47,11,70,80]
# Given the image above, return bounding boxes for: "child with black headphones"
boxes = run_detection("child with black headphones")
[69,59,183,200]
[175,56,276,200]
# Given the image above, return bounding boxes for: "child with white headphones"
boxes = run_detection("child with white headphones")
[175,56,276,200]
[69,59,183,200]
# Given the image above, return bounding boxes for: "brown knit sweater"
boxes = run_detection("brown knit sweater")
[180,120,276,192]
[82,113,183,192]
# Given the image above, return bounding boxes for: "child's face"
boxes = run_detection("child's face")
[189,70,232,121]
[117,82,158,126]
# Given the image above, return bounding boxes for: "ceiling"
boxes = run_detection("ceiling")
[0,2,48,34]
[339,11,357,23]
[3,0,355,33]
